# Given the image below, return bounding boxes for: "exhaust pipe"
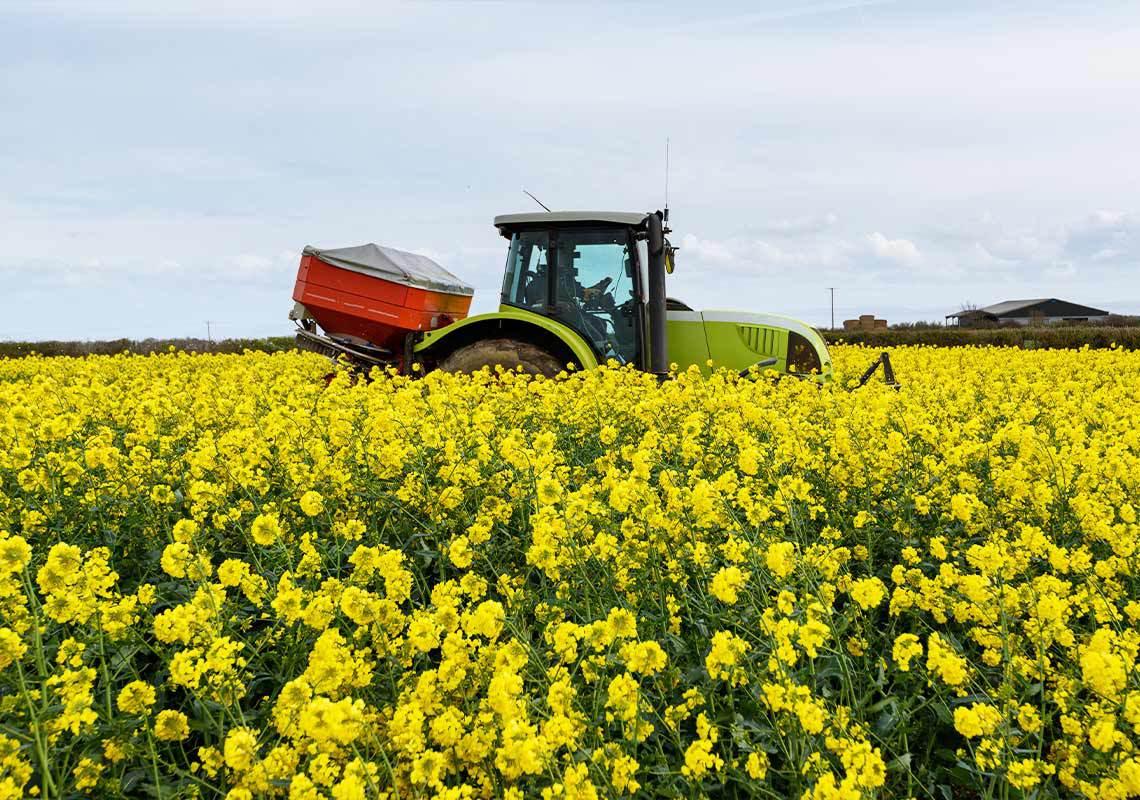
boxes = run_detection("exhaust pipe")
[646,211,669,377]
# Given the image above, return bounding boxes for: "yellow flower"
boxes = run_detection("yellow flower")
[850,577,886,610]
[705,631,750,685]
[223,727,259,773]
[949,493,975,523]
[891,634,922,671]
[794,697,826,734]
[7,343,1140,798]
[464,600,505,640]
[116,680,156,715]
[765,542,796,579]
[1088,716,1119,752]
[604,608,638,641]
[1006,759,1050,790]
[73,757,104,790]
[0,535,31,572]
[606,672,641,724]
[448,535,473,568]
[953,704,1002,738]
[709,566,749,604]
[250,513,283,546]
[0,628,27,670]
[197,745,223,778]
[299,490,325,517]
[681,715,723,777]
[929,537,948,560]
[620,641,668,675]
[536,476,563,505]
[746,751,768,780]
[154,709,191,741]
[172,519,199,543]
[160,542,192,579]
[926,633,968,687]
[1080,629,1128,700]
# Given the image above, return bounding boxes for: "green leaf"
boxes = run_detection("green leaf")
[121,768,148,794]
[888,753,912,772]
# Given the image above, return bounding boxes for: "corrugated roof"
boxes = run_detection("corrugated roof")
[947,298,1110,318]
[978,298,1052,316]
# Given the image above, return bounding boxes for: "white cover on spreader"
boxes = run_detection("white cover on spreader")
[303,243,474,296]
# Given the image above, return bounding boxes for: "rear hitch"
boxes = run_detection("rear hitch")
[856,352,900,389]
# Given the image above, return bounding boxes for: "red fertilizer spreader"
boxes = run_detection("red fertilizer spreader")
[290,243,474,367]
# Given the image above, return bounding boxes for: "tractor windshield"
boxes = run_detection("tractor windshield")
[501,228,639,365]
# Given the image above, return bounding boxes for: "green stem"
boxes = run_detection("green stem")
[14,660,56,799]
[146,727,165,799]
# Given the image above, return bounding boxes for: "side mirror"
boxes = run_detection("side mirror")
[665,246,676,274]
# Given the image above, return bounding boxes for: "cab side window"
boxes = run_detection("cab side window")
[501,232,550,310]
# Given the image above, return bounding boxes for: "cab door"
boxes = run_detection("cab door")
[548,228,642,366]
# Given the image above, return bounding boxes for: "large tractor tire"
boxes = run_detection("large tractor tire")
[438,338,564,377]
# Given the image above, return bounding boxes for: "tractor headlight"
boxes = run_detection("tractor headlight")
[787,332,822,374]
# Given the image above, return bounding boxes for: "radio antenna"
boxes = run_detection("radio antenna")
[523,189,552,212]
[663,138,670,228]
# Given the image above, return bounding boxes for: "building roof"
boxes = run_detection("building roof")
[493,211,649,230]
[947,298,1110,319]
[976,298,1051,316]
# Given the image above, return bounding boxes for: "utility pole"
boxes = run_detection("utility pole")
[205,321,214,345]
[827,288,835,330]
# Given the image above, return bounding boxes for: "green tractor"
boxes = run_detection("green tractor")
[292,210,835,381]
[416,211,832,381]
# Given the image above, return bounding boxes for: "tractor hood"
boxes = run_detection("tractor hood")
[666,309,833,381]
[700,310,827,347]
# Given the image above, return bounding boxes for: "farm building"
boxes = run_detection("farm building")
[946,298,1110,327]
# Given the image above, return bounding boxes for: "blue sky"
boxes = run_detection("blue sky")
[2,0,1138,340]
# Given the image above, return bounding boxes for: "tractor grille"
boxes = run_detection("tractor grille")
[737,325,778,356]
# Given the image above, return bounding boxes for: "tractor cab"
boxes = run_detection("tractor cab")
[495,211,651,368]
[486,211,832,381]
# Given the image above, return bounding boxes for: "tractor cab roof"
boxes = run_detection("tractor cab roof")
[494,211,649,237]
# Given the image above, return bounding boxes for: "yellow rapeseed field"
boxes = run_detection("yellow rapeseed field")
[1,345,1139,799]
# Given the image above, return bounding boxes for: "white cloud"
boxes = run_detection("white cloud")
[931,209,1140,281]
[1045,262,1078,280]
[131,147,271,180]
[679,232,852,274]
[865,232,922,266]
[680,233,740,266]
[3,1,425,27]
[982,234,1052,263]
[0,207,298,287]
[1062,210,1138,264]
[751,212,839,236]
[229,253,275,277]
[4,1,1140,339]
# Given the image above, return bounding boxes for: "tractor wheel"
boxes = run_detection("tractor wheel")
[438,338,565,377]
